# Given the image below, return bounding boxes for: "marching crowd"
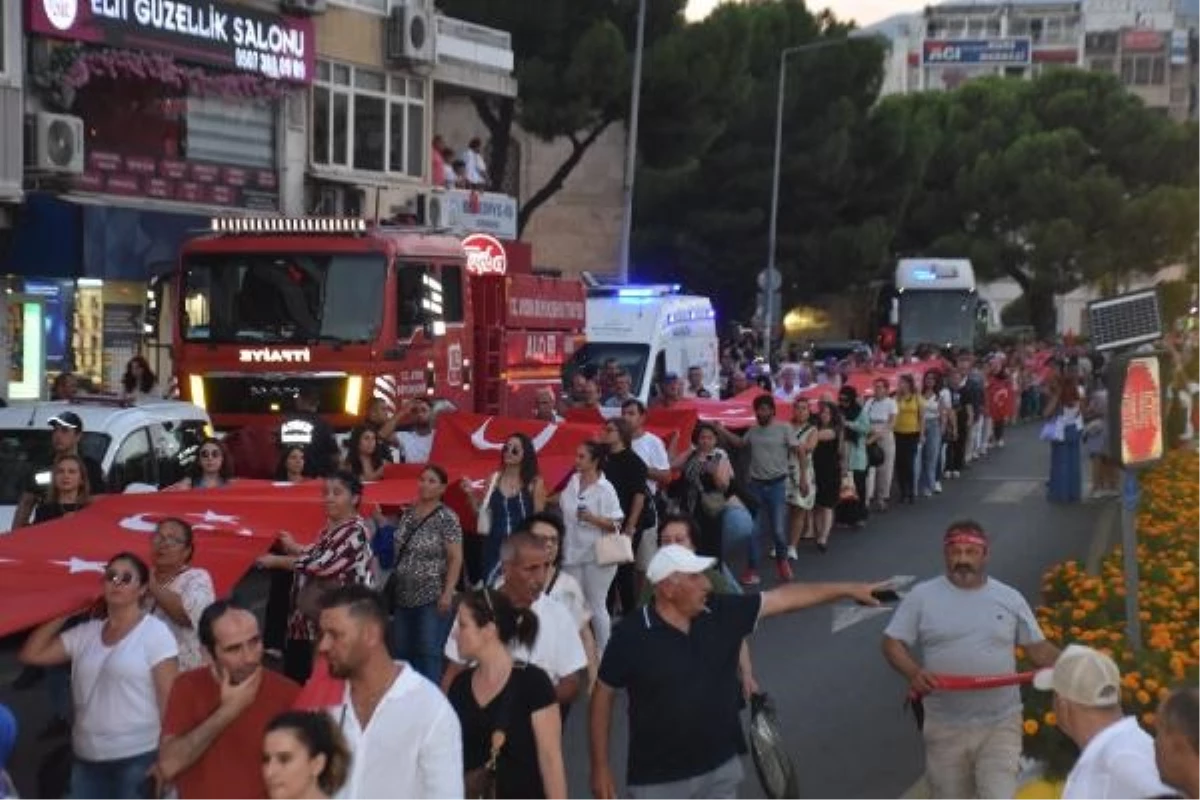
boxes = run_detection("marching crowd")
[2,332,1198,800]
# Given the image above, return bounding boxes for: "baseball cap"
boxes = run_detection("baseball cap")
[646,544,715,585]
[1033,644,1122,707]
[48,411,84,432]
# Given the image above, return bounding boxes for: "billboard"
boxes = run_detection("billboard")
[922,38,1033,66]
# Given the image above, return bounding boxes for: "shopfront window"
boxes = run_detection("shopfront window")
[311,60,426,178]
[182,252,387,344]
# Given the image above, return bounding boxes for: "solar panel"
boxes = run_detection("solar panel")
[1086,289,1163,352]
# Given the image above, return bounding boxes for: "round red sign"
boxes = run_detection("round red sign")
[1120,357,1162,465]
[462,234,507,276]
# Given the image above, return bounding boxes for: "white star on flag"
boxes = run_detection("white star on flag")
[52,557,108,575]
[194,510,240,525]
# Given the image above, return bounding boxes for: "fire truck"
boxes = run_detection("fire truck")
[154,217,586,432]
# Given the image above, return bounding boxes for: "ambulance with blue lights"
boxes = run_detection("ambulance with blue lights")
[567,284,720,404]
[888,258,985,351]
[161,217,586,434]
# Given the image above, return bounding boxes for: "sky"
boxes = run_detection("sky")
[685,0,917,27]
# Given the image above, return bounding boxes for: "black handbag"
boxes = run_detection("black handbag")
[867,441,886,468]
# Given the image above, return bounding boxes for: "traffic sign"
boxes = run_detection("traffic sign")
[757,268,782,292]
[1107,352,1166,468]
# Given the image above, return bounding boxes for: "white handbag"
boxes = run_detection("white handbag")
[474,473,500,535]
[594,531,634,566]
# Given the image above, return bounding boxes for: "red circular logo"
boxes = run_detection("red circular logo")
[462,234,507,276]
[1120,358,1162,465]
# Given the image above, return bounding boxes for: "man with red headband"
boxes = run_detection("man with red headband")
[881,519,1060,798]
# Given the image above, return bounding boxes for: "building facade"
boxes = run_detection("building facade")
[875,0,1198,120]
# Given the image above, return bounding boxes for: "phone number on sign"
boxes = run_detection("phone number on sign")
[234,49,308,81]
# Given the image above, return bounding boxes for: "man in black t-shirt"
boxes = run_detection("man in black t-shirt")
[12,411,105,529]
[278,388,339,477]
[589,545,883,799]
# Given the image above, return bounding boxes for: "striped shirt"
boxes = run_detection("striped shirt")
[288,516,375,641]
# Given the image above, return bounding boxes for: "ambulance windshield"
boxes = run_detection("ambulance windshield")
[181,252,386,343]
[564,343,650,398]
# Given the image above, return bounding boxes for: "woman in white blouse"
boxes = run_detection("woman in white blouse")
[556,441,623,652]
[146,517,215,671]
[19,551,179,799]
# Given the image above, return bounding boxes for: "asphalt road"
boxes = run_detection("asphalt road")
[1,422,1108,798]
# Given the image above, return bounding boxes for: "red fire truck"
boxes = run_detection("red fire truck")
[166,217,585,431]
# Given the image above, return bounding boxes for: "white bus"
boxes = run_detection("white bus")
[890,258,985,351]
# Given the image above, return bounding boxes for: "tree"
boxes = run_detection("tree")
[436,0,686,235]
[891,70,1199,337]
[631,0,893,322]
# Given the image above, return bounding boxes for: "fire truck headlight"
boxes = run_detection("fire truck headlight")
[344,376,363,415]
[189,375,207,410]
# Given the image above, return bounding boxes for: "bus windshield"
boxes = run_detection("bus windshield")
[181,252,387,344]
[899,290,978,350]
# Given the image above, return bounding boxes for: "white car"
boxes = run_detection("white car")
[0,397,212,532]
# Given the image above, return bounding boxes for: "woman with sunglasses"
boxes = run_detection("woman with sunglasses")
[465,433,546,584]
[447,588,567,800]
[146,518,215,671]
[32,453,92,525]
[19,552,179,799]
[256,472,377,683]
[169,438,233,490]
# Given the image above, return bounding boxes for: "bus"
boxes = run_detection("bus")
[886,258,986,351]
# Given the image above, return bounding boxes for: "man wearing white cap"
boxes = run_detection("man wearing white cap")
[589,543,883,799]
[1034,644,1172,799]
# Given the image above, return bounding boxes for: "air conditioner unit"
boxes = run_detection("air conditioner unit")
[25,112,85,175]
[386,0,434,64]
[281,0,326,14]
[417,192,458,229]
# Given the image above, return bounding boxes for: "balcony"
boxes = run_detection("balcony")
[433,15,518,99]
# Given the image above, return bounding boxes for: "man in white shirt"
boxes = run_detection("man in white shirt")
[397,397,436,464]
[460,137,489,188]
[1034,644,1172,799]
[1155,686,1198,799]
[684,366,712,399]
[773,366,803,402]
[622,399,672,574]
[442,531,586,707]
[318,585,462,799]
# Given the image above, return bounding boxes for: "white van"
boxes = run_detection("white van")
[568,285,720,407]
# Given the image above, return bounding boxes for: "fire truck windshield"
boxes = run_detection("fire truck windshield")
[181,252,386,344]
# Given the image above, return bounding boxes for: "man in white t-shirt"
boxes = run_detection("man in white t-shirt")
[773,366,803,402]
[397,397,436,464]
[318,585,462,799]
[460,137,489,188]
[1035,644,1172,799]
[622,399,672,572]
[442,530,586,706]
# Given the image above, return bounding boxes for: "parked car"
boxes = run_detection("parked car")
[0,397,212,532]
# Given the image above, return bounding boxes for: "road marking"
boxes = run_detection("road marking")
[981,480,1041,504]
[831,575,915,633]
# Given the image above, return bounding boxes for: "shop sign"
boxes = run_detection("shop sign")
[462,234,507,277]
[445,189,517,239]
[1121,29,1166,51]
[75,151,279,210]
[505,332,568,367]
[922,38,1032,66]
[1170,29,1189,65]
[28,0,315,83]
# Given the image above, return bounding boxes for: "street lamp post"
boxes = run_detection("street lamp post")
[616,0,648,284]
[763,34,881,365]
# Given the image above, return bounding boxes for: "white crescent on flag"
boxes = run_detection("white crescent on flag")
[471,420,558,452]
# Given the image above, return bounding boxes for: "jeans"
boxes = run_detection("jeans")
[870,430,896,504]
[564,562,618,651]
[69,750,157,799]
[919,425,943,495]
[390,602,451,684]
[721,504,755,568]
[748,477,787,562]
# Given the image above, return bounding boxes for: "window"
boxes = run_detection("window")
[1090,58,1114,73]
[396,265,427,339]
[154,420,208,486]
[441,264,464,323]
[311,60,426,178]
[110,428,156,491]
[1122,56,1166,86]
[1009,17,1029,36]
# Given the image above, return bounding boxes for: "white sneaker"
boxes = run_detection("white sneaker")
[787,546,799,561]
[768,547,776,559]
[934,481,943,494]
[997,439,1006,448]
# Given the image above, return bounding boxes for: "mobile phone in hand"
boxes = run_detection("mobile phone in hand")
[871,589,901,603]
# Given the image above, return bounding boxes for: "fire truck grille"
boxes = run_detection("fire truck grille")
[202,375,348,415]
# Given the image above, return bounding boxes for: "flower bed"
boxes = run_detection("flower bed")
[1018,448,1200,778]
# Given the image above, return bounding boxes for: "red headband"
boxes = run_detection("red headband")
[944,529,989,549]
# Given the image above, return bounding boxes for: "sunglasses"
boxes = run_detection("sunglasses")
[199,449,222,458]
[104,569,137,586]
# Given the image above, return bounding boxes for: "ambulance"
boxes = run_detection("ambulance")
[567,284,720,405]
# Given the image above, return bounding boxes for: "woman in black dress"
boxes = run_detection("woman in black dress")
[598,417,649,617]
[32,453,92,524]
[810,401,844,553]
